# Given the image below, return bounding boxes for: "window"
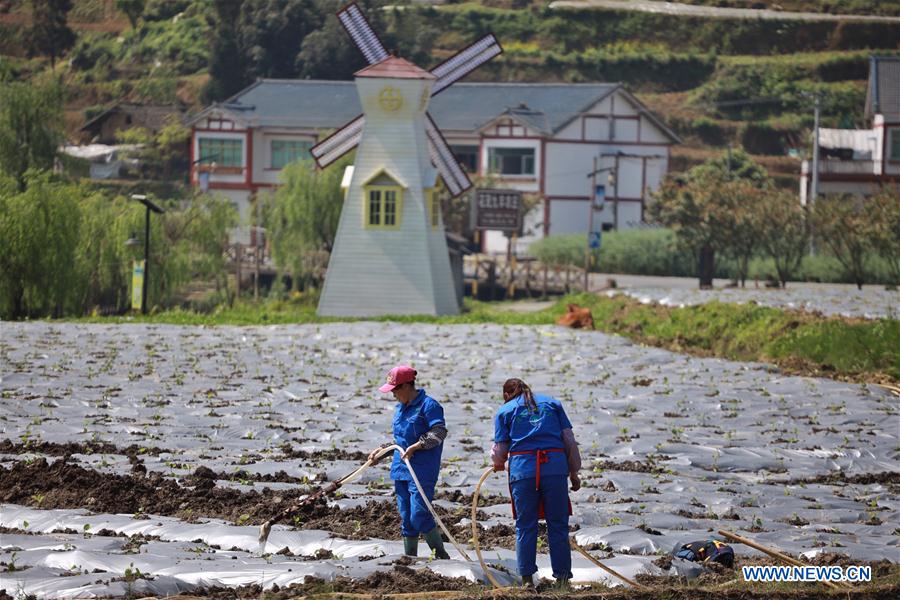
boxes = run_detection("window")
[364,170,404,229]
[426,188,440,229]
[450,145,479,173]
[198,137,243,167]
[889,128,900,161]
[364,187,402,228]
[488,147,535,176]
[271,139,312,169]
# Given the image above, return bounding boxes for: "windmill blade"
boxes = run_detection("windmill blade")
[425,114,472,197]
[430,34,502,96]
[310,115,365,168]
[337,2,389,65]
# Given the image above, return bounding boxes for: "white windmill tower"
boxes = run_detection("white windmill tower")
[313,3,502,317]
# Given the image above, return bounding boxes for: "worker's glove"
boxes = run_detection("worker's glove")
[570,473,581,492]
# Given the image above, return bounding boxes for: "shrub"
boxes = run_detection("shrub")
[528,229,697,277]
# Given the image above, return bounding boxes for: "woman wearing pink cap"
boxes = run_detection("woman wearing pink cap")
[368,364,450,559]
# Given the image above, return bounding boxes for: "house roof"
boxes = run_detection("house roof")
[355,56,435,80]
[865,56,900,121]
[187,79,680,142]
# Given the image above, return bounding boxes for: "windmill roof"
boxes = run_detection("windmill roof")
[355,56,436,79]
[188,79,678,141]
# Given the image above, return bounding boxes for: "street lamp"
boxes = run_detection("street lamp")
[130,194,164,314]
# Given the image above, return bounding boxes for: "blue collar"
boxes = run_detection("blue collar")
[402,388,426,409]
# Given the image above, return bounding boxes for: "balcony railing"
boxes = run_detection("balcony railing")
[817,159,878,175]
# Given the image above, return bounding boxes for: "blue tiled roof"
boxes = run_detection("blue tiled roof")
[865,56,900,120]
[194,79,627,135]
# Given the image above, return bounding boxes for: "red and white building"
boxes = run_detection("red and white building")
[187,80,680,251]
[801,56,900,204]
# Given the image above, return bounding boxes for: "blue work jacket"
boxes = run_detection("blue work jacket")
[494,393,573,483]
[391,389,445,483]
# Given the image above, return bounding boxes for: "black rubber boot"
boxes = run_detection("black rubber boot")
[403,536,418,557]
[423,527,450,559]
[521,574,534,588]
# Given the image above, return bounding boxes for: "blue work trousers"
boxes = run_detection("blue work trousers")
[394,479,437,537]
[510,474,572,580]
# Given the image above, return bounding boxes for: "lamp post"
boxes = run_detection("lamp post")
[130,194,164,314]
[584,161,616,292]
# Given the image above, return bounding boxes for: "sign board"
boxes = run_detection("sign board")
[131,260,145,311]
[593,184,605,209]
[471,188,523,232]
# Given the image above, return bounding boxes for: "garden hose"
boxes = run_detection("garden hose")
[470,467,504,589]
[472,467,647,590]
[259,444,472,561]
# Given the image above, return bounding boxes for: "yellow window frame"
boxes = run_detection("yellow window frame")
[364,184,404,229]
[425,188,441,230]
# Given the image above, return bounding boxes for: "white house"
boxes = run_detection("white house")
[800,55,900,204]
[187,80,680,252]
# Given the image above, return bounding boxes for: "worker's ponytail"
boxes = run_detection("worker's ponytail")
[503,378,537,413]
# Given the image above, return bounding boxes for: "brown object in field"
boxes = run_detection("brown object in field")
[556,304,595,329]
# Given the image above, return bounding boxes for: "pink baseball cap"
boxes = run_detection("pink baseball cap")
[379,365,417,393]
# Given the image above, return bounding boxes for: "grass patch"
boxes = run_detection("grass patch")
[74,292,899,384]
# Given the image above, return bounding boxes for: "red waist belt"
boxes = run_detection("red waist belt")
[508,448,565,490]
[507,448,569,520]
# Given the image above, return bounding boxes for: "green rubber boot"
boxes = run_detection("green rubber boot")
[423,527,450,560]
[403,536,418,557]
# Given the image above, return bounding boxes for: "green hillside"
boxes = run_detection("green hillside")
[2,0,898,184]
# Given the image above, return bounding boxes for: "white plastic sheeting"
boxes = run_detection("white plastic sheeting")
[1,322,898,598]
[612,285,898,320]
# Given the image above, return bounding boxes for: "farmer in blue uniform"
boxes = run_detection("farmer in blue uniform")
[368,364,450,559]
[492,378,582,587]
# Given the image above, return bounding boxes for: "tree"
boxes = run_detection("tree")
[116,0,145,29]
[649,172,732,287]
[717,179,762,287]
[0,172,82,318]
[866,187,900,287]
[756,190,809,289]
[811,195,873,290]
[238,0,320,79]
[649,149,771,287]
[0,82,64,191]
[266,156,351,290]
[27,0,76,68]
[202,0,248,102]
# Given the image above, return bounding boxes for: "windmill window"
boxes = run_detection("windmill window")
[426,188,440,229]
[488,147,535,176]
[271,140,312,169]
[198,137,243,167]
[365,185,403,229]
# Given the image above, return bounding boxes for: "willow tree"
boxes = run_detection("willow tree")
[266,156,351,292]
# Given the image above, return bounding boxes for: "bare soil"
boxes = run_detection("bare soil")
[0,457,403,539]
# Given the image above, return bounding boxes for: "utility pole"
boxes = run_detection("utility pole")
[810,94,821,203]
[584,160,613,291]
[585,156,597,291]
